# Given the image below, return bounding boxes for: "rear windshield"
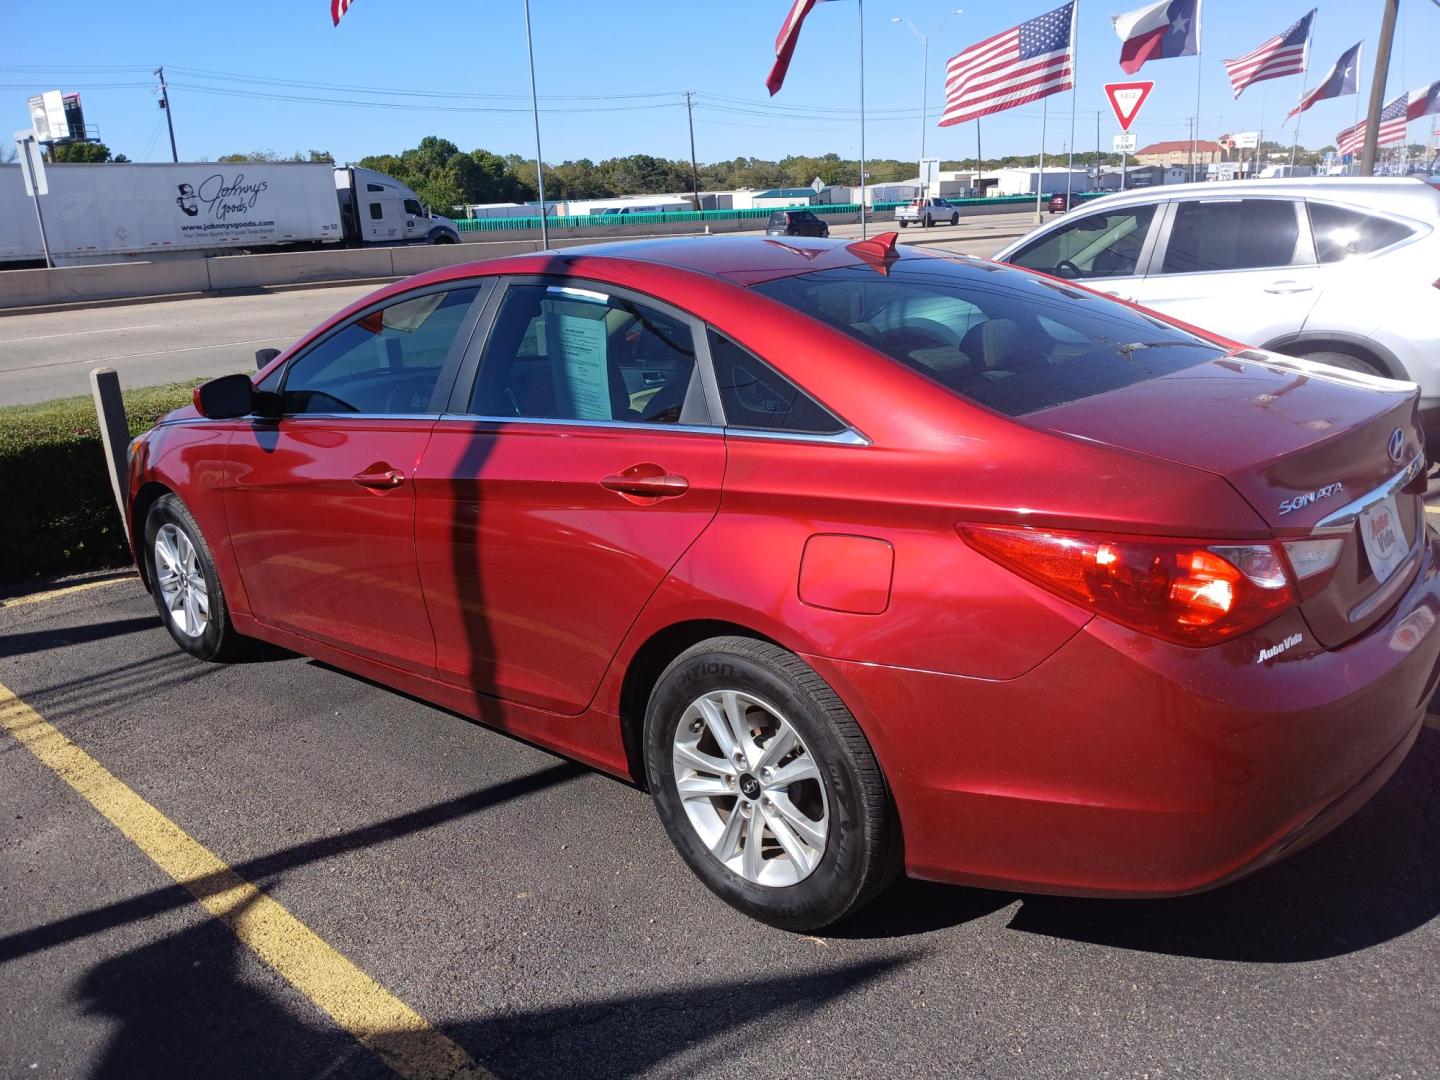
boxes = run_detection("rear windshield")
[751,257,1226,417]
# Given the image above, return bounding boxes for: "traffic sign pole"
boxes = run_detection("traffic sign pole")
[14,132,53,269]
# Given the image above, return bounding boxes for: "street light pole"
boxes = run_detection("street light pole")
[892,10,962,197]
[154,66,178,163]
[522,0,548,250]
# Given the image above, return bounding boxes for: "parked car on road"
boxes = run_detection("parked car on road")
[895,197,960,228]
[765,209,829,238]
[997,177,1440,442]
[129,233,1440,931]
[1047,191,1078,214]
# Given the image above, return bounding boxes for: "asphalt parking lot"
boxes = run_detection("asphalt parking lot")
[2,575,1437,1079]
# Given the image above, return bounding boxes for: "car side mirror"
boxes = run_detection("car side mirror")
[255,347,281,370]
[193,373,257,419]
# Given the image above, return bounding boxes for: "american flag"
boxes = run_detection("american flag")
[1222,9,1314,99]
[939,3,1075,128]
[1337,94,1409,157]
[331,0,355,26]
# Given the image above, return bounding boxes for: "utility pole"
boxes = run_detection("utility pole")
[684,91,702,211]
[154,66,178,162]
[522,0,548,250]
[892,11,963,196]
[1360,0,1400,175]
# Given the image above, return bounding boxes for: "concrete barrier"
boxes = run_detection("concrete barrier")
[0,259,209,308]
[204,247,396,291]
[389,240,532,276]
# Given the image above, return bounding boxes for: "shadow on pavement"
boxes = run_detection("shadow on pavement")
[0,616,159,660]
[0,761,584,965]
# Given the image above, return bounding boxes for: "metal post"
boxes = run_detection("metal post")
[90,368,131,541]
[1361,0,1399,175]
[522,0,549,250]
[1191,24,1203,181]
[858,0,867,239]
[685,91,702,211]
[155,66,178,163]
[1036,95,1048,223]
[976,118,982,184]
[14,134,53,269]
[919,37,929,165]
[1066,0,1079,205]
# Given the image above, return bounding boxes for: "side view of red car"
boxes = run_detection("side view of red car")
[127,235,1440,930]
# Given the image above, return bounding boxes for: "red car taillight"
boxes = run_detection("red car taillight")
[959,525,1298,646]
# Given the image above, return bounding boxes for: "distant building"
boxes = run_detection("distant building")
[734,187,817,210]
[987,167,1091,196]
[1133,139,1223,166]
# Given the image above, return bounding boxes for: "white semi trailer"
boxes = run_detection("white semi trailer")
[0,162,460,266]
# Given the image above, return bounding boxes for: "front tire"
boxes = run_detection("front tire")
[145,494,250,662]
[644,637,900,931]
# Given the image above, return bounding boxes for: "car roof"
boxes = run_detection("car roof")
[1080,175,1440,217]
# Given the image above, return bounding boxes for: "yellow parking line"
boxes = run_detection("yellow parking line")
[0,574,137,610]
[0,681,492,1080]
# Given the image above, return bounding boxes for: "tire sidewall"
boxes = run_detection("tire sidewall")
[145,496,228,660]
[644,649,871,929]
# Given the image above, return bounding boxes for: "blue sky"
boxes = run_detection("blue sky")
[3,1,1435,167]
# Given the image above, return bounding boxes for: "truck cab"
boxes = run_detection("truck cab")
[336,167,460,246]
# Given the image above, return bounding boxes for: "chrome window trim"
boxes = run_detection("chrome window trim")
[1313,453,1426,532]
[431,413,871,446]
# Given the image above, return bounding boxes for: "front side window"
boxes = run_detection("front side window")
[1160,199,1301,274]
[1007,205,1157,280]
[280,286,480,415]
[470,284,698,425]
[403,198,424,218]
[752,258,1225,418]
[1308,202,1415,262]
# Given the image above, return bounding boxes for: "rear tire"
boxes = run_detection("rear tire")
[145,494,251,662]
[644,636,901,931]
[1298,350,1386,378]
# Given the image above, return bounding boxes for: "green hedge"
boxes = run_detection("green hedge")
[0,381,200,581]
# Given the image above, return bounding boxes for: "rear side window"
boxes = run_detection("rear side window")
[1161,199,1301,274]
[707,332,845,435]
[470,284,698,425]
[1309,202,1415,262]
[1007,205,1156,280]
[368,202,384,221]
[752,259,1224,418]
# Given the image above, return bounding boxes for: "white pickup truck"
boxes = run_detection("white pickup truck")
[894,197,961,228]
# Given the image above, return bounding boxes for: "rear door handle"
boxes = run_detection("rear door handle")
[1264,280,1315,294]
[353,465,406,489]
[601,464,689,499]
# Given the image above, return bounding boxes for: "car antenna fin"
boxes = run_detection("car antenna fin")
[846,231,900,275]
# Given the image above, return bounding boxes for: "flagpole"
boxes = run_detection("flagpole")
[1192,0,1204,181]
[1066,0,1079,206]
[1290,9,1313,169]
[1036,95,1048,223]
[858,0,868,239]
[1353,40,1364,172]
[522,0,549,251]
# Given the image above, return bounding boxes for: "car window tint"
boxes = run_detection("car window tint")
[1161,199,1300,274]
[1309,202,1415,262]
[1007,206,1156,280]
[752,259,1225,418]
[368,202,383,221]
[470,284,697,425]
[404,198,424,217]
[707,332,845,435]
[280,286,479,415]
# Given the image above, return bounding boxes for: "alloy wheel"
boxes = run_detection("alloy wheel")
[671,689,829,887]
[153,523,210,638]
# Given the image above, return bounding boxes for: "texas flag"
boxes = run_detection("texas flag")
[1409,79,1440,121]
[1112,0,1201,75]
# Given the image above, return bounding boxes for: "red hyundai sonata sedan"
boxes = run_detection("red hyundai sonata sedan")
[127,234,1440,930]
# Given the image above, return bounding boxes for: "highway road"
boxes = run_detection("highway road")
[0,220,1032,406]
[1,576,1437,1078]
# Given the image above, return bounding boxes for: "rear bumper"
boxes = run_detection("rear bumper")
[804,529,1440,898]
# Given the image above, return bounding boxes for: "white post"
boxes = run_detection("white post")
[858,0,868,239]
[90,368,131,542]
[1066,0,1079,205]
[1036,96,1049,223]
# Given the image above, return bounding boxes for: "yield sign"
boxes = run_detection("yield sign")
[1105,81,1154,133]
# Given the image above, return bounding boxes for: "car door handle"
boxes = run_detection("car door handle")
[601,464,689,499]
[353,465,406,489]
[1264,280,1314,294]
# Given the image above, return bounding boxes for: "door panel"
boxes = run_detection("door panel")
[1133,198,1324,346]
[226,417,437,672]
[413,423,724,713]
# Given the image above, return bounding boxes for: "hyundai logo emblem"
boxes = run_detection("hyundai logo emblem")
[1387,428,1405,464]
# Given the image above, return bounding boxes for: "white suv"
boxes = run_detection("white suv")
[995,177,1440,438]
